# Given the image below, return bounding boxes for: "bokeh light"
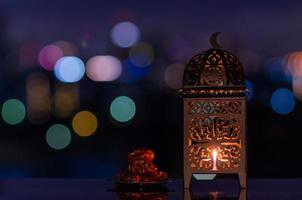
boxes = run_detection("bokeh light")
[54,83,79,118]
[246,79,254,101]
[1,99,26,125]
[38,44,63,71]
[270,88,295,115]
[54,40,78,56]
[26,72,50,124]
[265,57,291,84]
[110,96,136,123]
[72,111,98,137]
[120,59,149,83]
[46,124,71,150]
[54,56,85,83]
[19,41,41,68]
[193,174,216,180]
[26,72,50,98]
[86,55,122,81]
[112,10,137,23]
[129,42,154,67]
[292,77,302,101]
[111,21,140,48]
[164,63,184,89]
[80,31,91,48]
[164,36,193,62]
[238,49,262,76]
[284,52,301,77]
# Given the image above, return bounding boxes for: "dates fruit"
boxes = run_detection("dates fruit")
[117,149,168,183]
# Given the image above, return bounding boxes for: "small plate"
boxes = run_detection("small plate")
[117,180,170,185]
[116,179,171,186]
[114,180,171,193]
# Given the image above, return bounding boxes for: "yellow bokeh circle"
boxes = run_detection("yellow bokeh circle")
[72,111,98,137]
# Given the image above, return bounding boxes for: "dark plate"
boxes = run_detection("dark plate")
[113,180,171,193]
[116,179,171,186]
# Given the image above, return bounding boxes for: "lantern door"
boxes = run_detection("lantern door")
[183,97,246,187]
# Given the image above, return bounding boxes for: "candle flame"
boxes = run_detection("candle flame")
[212,149,218,161]
[212,149,218,170]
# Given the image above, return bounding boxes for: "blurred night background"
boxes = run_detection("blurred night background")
[0,0,301,179]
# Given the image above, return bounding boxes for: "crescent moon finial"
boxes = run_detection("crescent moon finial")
[210,32,222,49]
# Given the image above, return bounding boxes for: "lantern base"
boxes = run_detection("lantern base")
[183,188,247,200]
[183,172,247,189]
[239,172,247,189]
[183,172,192,189]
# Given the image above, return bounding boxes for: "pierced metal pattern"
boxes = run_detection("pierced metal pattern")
[187,115,241,170]
[181,36,247,188]
[188,101,242,114]
[201,50,225,86]
[224,52,245,85]
[183,54,204,86]
[183,49,245,87]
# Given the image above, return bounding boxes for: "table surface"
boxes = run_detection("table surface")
[0,179,301,199]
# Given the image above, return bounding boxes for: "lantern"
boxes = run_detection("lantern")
[179,33,247,189]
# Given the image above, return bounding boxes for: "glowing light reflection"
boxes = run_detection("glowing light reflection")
[120,59,149,83]
[46,124,71,150]
[54,56,85,83]
[246,80,254,101]
[129,42,154,67]
[110,96,136,123]
[292,77,302,101]
[72,111,98,137]
[26,72,50,124]
[2,99,26,125]
[111,21,140,48]
[38,44,63,71]
[54,40,78,56]
[270,88,295,115]
[19,41,41,67]
[86,55,122,82]
[238,50,261,75]
[54,83,79,118]
[164,63,184,89]
[265,57,291,84]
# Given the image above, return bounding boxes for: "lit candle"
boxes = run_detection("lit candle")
[212,149,218,170]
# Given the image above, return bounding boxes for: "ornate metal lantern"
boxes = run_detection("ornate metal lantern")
[179,33,247,188]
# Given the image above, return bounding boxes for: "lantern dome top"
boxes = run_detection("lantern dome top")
[180,33,246,97]
[183,48,245,87]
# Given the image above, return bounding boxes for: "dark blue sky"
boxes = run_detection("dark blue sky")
[0,0,301,178]
[1,0,302,58]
